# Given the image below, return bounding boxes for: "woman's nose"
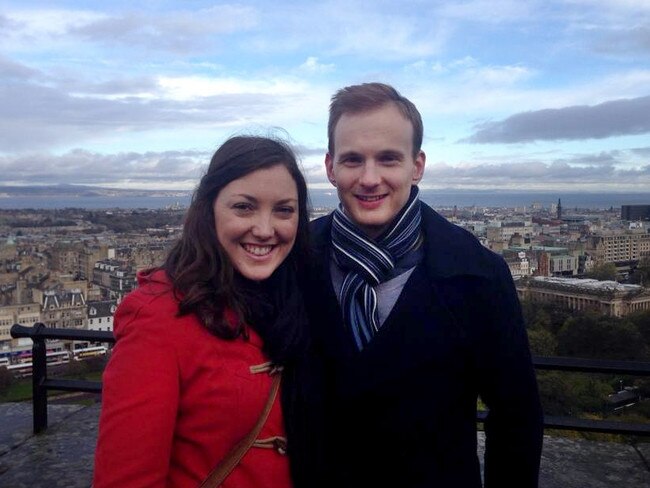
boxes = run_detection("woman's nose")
[251,214,273,239]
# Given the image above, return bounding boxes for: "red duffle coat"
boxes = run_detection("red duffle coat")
[93,270,292,488]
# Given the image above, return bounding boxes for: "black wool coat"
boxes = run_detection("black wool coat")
[302,203,544,488]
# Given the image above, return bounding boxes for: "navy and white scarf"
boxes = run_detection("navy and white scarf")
[331,186,422,350]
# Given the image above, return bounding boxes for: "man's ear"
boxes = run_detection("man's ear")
[412,150,426,184]
[325,153,337,187]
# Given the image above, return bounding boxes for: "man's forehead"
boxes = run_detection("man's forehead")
[332,105,415,153]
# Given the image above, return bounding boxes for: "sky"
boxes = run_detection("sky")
[1,0,649,192]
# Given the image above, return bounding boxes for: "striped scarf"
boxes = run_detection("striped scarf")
[331,186,422,350]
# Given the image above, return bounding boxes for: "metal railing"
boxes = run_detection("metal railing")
[9,323,650,436]
[531,355,650,436]
[10,323,115,434]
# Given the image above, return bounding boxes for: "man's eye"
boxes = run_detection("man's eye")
[380,154,399,164]
[340,157,362,165]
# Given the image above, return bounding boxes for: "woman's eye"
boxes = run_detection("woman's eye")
[232,202,253,211]
[276,206,295,215]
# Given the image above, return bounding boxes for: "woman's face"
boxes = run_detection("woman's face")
[213,164,299,282]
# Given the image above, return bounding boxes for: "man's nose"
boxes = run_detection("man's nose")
[359,162,381,187]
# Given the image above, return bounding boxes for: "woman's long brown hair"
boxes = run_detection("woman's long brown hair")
[163,136,310,339]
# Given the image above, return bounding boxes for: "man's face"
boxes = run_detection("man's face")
[325,103,425,239]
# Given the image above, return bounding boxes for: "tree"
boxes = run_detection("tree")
[557,313,647,360]
[536,371,612,416]
[527,327,557,356]
[586,262,618,281]
[520,298,571,335]
[629,257,650,285]
[627,310,650,357]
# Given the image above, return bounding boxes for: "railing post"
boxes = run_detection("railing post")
[31,323,48,434]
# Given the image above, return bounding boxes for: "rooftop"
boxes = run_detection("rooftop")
[531,276,643,293]
[0,401,648,487]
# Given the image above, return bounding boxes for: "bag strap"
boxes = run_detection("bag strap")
[199,371,282,488]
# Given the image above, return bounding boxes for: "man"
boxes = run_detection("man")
[304,83,543,487]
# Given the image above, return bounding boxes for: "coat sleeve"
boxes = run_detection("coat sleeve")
[477,257,544,488]
[93,293,180,488]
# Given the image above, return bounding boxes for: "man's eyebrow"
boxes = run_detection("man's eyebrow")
[378,149,405,158]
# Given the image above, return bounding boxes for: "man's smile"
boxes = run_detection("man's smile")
[355,194,388,202]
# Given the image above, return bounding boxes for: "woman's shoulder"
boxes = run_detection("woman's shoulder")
[113,269,191,337]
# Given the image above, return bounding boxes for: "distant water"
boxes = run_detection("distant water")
[0,195,191,210]
[313,190,650,210]
[1,190,649,210]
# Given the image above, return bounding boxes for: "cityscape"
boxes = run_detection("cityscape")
[2,200,649,358]
[1,198,650,486]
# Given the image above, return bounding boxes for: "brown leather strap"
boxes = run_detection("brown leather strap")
[252,436,287,454]
[199,372,282,488]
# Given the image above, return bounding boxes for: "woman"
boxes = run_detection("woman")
[93,136,310,488]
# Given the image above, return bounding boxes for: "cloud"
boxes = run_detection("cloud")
[464,95,650,143]
[241,2,449,61]
[4,4,441,61]
[462,65,532,85]
[419,152,650,190]
[438,0,535,23]
[0,13,20,32]
[631,146,650,156]
[299,57,335,74]
[2,145,647,192]
[67,77,160,97]
[560,0,650,57]
[0,72,318,152]
[0,56,40,80]
[294,144,326,159]
[593,25,650,56]
[0,146,330,189]
[5,8,105,38]
[3,6,259,55]
[557,151,622,167]
[0,149,210,187]
[405,57,532,87]
[69,5,259,53]
[565,0,650,13]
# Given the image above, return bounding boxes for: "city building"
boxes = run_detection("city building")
[49,241,83,275]
[0,303,41,345]
[87,300,118,333]
[34,288,87,329]
[585,232,650,264]
[504,251,533,278]
[486,220,534,242]
[506,246,582,277]
[92,259,136,300]
[516,276,650,317]
[549,254,579,276]
[621,205,650,221]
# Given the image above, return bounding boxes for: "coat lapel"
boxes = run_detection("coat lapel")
[308,215,357,360]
